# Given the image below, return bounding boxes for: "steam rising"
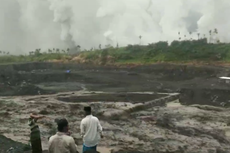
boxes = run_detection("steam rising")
[0,0,229,54]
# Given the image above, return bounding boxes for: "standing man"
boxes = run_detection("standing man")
[28,113,45,153]
[80,106,103,153]
[48,118,78,153]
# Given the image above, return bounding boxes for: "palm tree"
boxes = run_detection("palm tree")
[56,48,60,53]
[197,33,200,39]
[213,28,219,43]
[209,30,212,36]
[139,35,142,45]
[189,32,192,41]
[99,44,101,49]
[116,43,119,48]
[77,45,81,52]
[35,49,40,56]
[48,49,52,54]
[209,30,212,43]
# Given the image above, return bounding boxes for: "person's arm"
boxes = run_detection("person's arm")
[48,136,53,153]
[97,119,103,138]
[28,114,46,127]
[30,114,45,120]
[80,120,85,138]
[69,138,78,153]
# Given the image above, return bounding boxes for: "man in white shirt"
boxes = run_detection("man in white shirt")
[80,106,103,153]
[49,118,78,153]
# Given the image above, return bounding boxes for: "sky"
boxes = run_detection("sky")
[0,0,229,54]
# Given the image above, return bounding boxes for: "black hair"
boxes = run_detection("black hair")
[84,106,91,113]
[57,118,68,132]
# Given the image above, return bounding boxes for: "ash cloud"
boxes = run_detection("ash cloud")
[0,0,229,54]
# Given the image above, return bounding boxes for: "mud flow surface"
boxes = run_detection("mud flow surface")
[1,63,230,153]
[57,92,167,103]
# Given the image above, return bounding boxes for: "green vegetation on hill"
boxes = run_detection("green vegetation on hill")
[0,53,69,64]
[81,38,230,64]
[1,38,230,65]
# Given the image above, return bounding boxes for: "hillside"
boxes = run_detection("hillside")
[1,38,230,65]
[80,38,230,65]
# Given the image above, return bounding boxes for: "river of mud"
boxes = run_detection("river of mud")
[1,63,230,153]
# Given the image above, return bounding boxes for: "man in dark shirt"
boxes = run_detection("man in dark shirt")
[28,113,45,153]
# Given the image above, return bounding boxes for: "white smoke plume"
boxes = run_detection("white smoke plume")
[0,0,229,54]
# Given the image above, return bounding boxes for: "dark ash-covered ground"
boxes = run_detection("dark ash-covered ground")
[1,63,230,153]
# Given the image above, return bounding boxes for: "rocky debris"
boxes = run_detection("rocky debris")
[136,116,156,122]
[155,111,230,144]
[175,126,229,144]
[156,112,180,128]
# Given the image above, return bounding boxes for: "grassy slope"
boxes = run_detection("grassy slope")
[0,53,69,65]
[80,38,230,65]
[1,38,230,65]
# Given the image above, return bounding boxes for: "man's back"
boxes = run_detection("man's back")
[49,132,77,153]
[80,115,102,147]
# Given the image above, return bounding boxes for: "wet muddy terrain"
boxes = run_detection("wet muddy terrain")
[1,63,230,153]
